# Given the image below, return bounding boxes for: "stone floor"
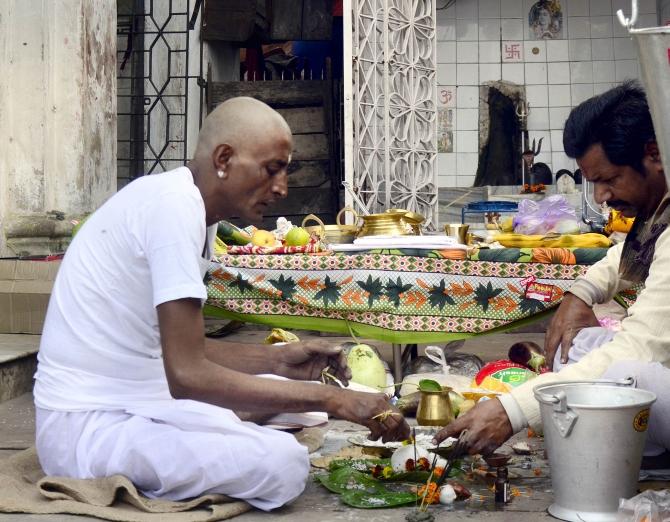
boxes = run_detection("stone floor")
[0,325,563,521]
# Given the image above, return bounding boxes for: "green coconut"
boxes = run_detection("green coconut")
[347,344,387,392]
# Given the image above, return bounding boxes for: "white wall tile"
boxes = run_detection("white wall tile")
[479,41,501,63]
[457,85,480,108]
[457,108,479,130]
[500,0,523,18]
[637,0,657,13]
[501,18,523,40]
[480,62,502,82]
[437,18,456,41]
[615,59,638,81]
[457,153,479,176]
[590,0,613,16]
[568,0,589,17]
[525,62,548,84]
[571,83,595,105]
[438,174,457,188]
[568,17,591,39]
[637,14,659,27]
[528,106,549,130]
[479,0,501,19]
[548,84,572,106]
[548,61,571,84]
[457,41,479,63]
[612,14,629,37]
[591,38,614,60]
[524,40,547,62]
[456,19,479,41]
[502,63,524,83]
[456,175,476,188]
[550,129,564,151]
[590,15,613,38]
[438,153,457,175]
[438,85,457,107]
[457,63,479,85]
[569,39,592,61]
[527,84,549,107]
[457,130,479,153]
[456,0,478,19]
[613,37,636,60]
[437,63,457,84]
[552,152,576,173]
[549,106,572,129]
[593,82,615,95]
[546,40,569,61]
[593,60,615,82]
[437,41,457,63]
[570,61,594,83]
[502,41,524,62]
[479,19,501,40]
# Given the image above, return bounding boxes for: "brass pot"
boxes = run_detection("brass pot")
[386,208,425,235]
[302,207,360,244]
[357,212,413,237]
[416,387,454,427]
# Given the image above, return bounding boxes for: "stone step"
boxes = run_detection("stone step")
[0,335,39,403]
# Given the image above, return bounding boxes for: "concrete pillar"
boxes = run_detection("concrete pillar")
[0,1,117,257]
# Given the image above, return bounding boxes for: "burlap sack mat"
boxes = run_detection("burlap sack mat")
[0,426,326,521]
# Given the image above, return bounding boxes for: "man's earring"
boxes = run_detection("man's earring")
[217,170,227,179]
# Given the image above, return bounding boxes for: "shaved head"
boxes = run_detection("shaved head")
[194,97,291,161]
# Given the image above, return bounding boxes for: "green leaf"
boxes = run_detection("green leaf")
[340,490,418,508]
[229,273,253,294]
[358,275,384,308]
[269,274,297,301]
[428,280,455,310]
[473,282,503,312]
[314,275,341,307]
[315,467,384,495]
[519,297,547,315]
[418,379,443,392]
[380,470,431,483]
[385,277,413,307]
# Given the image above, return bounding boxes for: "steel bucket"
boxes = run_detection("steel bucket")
[618,2,670,182]
[534,380,656,522]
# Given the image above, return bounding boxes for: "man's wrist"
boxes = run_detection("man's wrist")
[497,394,528,434]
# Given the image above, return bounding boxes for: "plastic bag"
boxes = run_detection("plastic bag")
[513,195,579,235]
[618,489,670,521]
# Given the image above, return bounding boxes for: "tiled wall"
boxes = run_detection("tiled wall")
[436,0,659,188]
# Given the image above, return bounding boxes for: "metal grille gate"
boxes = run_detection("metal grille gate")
[116,0,202,187]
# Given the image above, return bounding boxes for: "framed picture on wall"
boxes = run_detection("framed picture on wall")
[528,0,564,40]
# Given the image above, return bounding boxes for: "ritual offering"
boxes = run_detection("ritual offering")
[508,341,547,372]
[347,343,388,392]
[302,207,360,244]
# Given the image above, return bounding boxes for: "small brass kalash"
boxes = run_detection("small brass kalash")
[416,386,455,426]
[356,208,425,237]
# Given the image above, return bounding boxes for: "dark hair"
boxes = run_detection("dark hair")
[563,81,656,173]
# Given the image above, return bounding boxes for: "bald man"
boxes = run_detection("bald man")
[34,98,409,510]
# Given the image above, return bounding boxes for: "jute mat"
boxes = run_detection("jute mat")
[0,426,326,521]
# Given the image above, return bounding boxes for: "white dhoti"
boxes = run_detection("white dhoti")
[35,399,310,511]
[555,326,670,457]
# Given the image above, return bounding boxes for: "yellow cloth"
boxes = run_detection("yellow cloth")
[494,232,611,248]
[604,209,635,234]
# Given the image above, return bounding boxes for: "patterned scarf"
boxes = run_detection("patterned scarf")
[619,192,670,283]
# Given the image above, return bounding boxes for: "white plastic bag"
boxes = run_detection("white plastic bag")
[513,195,579,235]
[618,489,670,521]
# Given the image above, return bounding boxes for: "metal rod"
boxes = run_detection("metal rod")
[616,0,638,29]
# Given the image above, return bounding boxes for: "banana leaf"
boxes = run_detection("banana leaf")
[340,490,418,508]
[316,467,383,495]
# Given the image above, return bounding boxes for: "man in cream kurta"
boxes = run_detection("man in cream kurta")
[434,82,670,458]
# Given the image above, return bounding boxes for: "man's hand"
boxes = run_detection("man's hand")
[433,399,512,456]
[544,293,600,369]
[275,341,352,385]
[332,390,410,443]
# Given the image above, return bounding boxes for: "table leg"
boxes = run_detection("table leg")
[392,343,403,384]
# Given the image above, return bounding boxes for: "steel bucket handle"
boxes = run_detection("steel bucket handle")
[616,0,638,30]
[534,378,635,438]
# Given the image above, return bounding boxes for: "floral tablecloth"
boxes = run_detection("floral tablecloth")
[204,250,611,344]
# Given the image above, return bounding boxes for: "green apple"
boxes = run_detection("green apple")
[284,226,311,247]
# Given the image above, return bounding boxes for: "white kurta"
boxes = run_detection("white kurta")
[33,167,310,510]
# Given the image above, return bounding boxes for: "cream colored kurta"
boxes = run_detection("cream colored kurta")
[500,227,670,431]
